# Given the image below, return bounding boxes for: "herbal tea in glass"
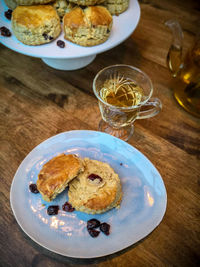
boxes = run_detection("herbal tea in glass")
[99,75,144,127]
[93,65,162,141]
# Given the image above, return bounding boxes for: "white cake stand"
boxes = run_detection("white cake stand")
[0,0,140,70]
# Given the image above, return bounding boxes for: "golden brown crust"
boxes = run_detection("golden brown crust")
[63,7,85,28]
[37,154,84,201]
[85,6,112,26]
[12,5,58,28]
[63,6,112,46]
[63,6,112,28]
[11,5,61,45]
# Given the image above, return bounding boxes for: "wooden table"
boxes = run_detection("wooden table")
[0,0,199,266]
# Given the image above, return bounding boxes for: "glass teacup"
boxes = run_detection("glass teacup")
[93,65,162,141]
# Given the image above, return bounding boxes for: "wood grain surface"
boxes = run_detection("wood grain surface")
[0,0,200,266]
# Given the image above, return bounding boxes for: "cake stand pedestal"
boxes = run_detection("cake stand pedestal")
[42,54,96,70]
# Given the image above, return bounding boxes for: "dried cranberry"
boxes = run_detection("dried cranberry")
[87,174,102,182]
[100,222,110,235]
[0,26,11,37]
[42,33,48,40]
[29,183,39,194]
[47,205,59,215]
[62,202,75,212]
[87,219,101,229]
[4,9,12,20]
[57,40,65,48]
[88,228,100,238]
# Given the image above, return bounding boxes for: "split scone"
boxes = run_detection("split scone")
[63,6,113,46]
[68,158,122,214]
[68,0,105,5]
[11,5,61,45]
[53,0,76,19]
[37,154,84,202]
[4,0,18,9]
[103,0,129,15]
[15,0,53,4]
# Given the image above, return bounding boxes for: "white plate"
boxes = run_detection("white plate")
[10,130,167,258]
[0,0,140,59]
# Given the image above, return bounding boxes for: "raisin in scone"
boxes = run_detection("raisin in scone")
[37,154,84,202]
[11,5,61,45]
[63,6,113,46]
[68,158,122,214]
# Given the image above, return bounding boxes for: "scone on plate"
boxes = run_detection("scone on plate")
[63,6,113,46]
[68,0,105,5]
[53,0,76,19]
[15,0,53,4]
[68,158,122,214]
[11,5,61,45]
[37,154,84,202]
[103,0,129,15]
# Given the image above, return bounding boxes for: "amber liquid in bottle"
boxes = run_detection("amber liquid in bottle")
[167,45,183,78]
[168,43,200,117]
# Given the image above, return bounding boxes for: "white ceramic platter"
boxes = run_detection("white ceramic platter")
[0,0,140,69]
[10,130,167,259]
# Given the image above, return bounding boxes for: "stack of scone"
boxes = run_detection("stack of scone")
[4,0,129,47]
[37,154,122,214]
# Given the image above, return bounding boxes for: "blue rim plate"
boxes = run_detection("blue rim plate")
[10,130,167,258]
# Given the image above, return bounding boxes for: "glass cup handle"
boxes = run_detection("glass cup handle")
[137,97,162,119]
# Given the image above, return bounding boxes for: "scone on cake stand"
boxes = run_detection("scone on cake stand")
[0,0,140,70]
